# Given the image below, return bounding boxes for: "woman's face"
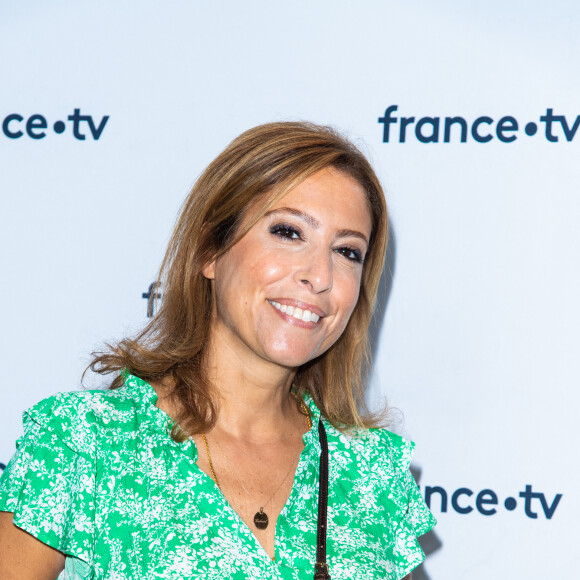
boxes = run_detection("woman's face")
[204,167,373,370]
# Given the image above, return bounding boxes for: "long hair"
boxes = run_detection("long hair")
[89,121,388,437]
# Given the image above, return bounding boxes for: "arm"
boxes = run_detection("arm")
[0,512,65,580]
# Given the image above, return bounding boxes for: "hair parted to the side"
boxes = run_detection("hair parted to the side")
[89,121,388,438]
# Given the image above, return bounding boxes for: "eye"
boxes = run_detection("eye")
[335,246,364,264]
[269,223,302,240]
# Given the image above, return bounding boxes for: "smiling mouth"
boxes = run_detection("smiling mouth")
[267,300,321,323]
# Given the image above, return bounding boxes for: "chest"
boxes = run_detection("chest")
[192,433,307,560]
[85,432,400,580]
[88,437,318,579]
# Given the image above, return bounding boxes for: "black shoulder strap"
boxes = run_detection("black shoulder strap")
[314,418,331,580]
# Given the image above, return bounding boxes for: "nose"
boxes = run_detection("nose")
[295,248,333,293]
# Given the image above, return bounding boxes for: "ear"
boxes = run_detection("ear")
[202,259,216,280]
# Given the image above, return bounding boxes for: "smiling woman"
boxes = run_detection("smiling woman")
[0,122,435,580]
[203,168,372,370]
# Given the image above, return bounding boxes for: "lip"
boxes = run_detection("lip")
[266,298,326,329]
[267,298,326,318]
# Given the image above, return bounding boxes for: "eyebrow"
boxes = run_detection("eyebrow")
[264,207,369,245]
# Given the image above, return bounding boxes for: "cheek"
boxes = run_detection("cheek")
[338,270,363,311]
[215,248,289,310]
[248,259,285,283]
[328,276,362,338]
[244,248,294,291]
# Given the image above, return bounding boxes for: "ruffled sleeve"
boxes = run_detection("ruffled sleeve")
[379,430,437,579]
[0,394,96,569]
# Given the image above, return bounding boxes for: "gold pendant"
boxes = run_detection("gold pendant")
[254,507,269,529]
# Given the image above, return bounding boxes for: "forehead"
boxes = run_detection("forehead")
[233,167,373,248]
[268,167,372,230]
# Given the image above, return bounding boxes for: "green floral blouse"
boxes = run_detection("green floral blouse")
[0,373,435,579]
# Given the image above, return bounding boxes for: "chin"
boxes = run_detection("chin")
[262,344,322,369]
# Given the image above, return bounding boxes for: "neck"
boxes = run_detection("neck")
[204,329,299,442]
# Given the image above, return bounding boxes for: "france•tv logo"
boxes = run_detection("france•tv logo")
[378,105,580,143]
[421,484,562,519]
[2,108,109,140]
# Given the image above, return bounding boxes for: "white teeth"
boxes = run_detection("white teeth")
[268,300,320,323]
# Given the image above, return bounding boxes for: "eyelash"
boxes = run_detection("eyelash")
[269,223,364,264]
[336,246,364,264]
[269,223,302,241]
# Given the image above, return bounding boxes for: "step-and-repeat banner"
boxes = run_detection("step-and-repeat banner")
[1,2,577,578]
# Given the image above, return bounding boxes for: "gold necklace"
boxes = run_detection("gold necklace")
[201,391,312,530]
[216,438,296,530]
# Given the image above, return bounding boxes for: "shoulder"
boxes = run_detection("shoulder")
[324,422,420,512]
[26,385,145,429]
[324,421,436,535]
[303,394,415,481]
[327,423,415,474]
[23,382,154,458]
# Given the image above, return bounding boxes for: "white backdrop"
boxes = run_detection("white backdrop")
[1,2,578,578]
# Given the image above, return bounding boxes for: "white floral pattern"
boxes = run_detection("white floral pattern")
[0,374,435,579]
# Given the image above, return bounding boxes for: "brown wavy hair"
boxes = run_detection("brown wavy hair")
[89,121,388,437]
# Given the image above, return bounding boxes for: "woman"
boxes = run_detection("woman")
[0,121,435,579]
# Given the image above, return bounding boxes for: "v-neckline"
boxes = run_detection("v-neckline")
[123,373,322,565]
